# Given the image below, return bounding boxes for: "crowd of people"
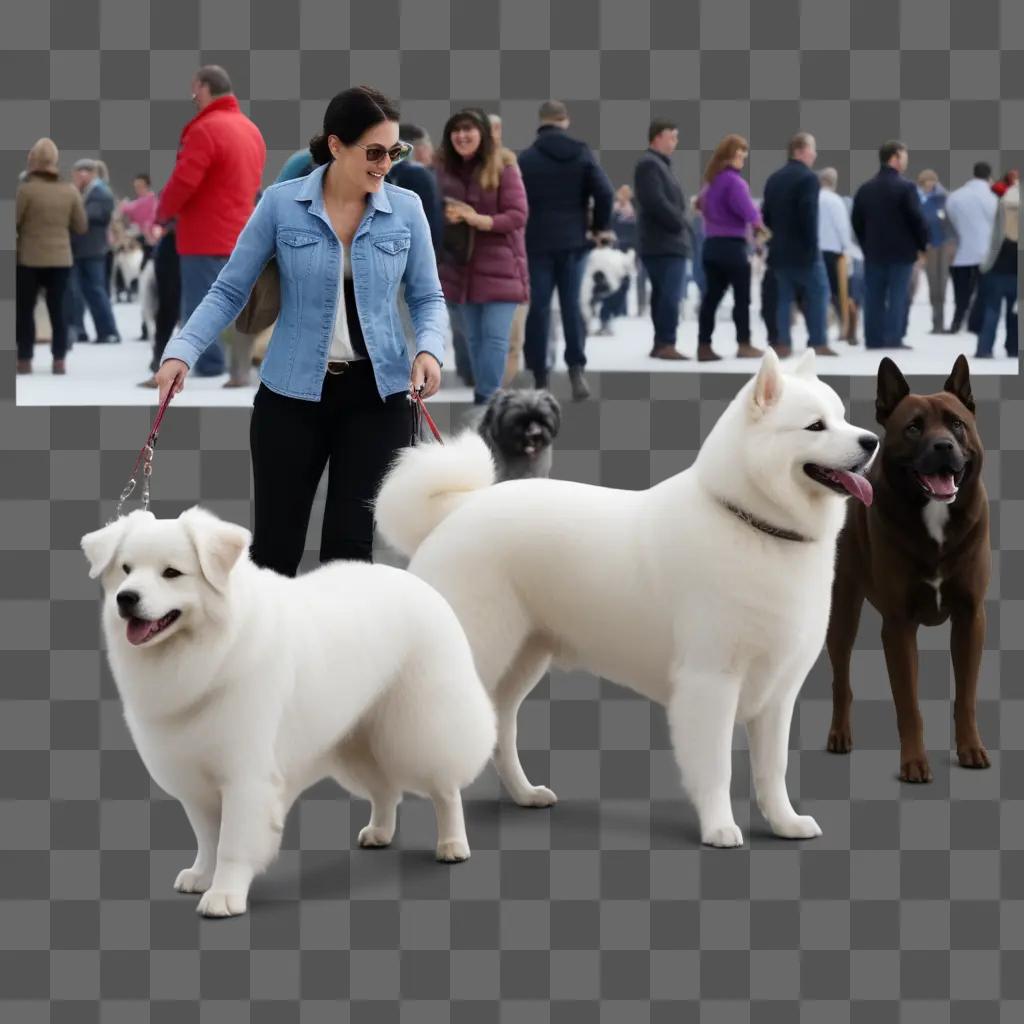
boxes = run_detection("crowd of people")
[15,66,1019,401]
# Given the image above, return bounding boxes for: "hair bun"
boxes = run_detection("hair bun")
[309,133,331,166]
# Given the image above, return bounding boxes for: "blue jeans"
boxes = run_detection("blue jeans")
[180,254,228,376]
[775,258,830,348]
[863,261,914,348]
[525,250,587,373]
[452,301,517,403]
[642,254,687,346]
[70,256,119,340]
[976,272,1019,357]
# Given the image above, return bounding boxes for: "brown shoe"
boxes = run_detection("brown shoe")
[52,360,66,375]
[814,345,841,357]
[697,346,722,362]
[735,343,764,359]
[16,360,32,375]
[650,344,688,361]
[137,377,159,389]
[772,345,793,358]
[223,378,251,388]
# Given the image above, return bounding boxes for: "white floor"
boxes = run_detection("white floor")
[17,279,1017,407]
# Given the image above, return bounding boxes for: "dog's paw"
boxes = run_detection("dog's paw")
[826,725,852,754]
[196,889,247,918]
[701,823,744,848]
[514,785,558,808]
[957,744,991,770]
[358,825,394,849]
[436,839,470,863]
[174,868,212,894]
[771,814,823,841]
[900,756,933,783]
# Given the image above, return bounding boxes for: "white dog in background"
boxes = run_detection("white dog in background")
[377,350,877,847]
[82,507,496,917]
[137,258,158,341]
[579,245,636,333]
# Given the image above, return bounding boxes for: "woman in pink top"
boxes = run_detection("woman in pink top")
[120,174,160,252]
[695,135,764,360]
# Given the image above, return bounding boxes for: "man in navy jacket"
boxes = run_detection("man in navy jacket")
[851,140,929,349]
[518,100,613,399]
[761,133,838,357]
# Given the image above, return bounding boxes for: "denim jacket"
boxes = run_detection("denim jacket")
[162,163,447,401]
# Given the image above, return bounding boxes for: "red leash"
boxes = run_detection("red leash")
[113,388,175,519]
[410,389,444,445]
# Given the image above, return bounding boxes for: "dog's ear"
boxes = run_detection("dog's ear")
[81,517,130,580]
[541,392,562,436]
[791,348,817,380]
[751,348,784,414]
[180,507,251,592]
[943,354,975,414]
[875,357,910,425]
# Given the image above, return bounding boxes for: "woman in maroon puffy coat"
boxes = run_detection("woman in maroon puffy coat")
[436,109,529,403]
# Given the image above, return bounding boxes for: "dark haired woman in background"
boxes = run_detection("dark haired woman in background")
[435,108,529,404]
[155,86,446,576]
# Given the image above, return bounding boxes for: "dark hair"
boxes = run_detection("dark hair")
[879,140,906,165]
[648,119,677,144]
[439,109,495,178]
[400,123,425,144]
[134,173,151,186]
[973,161,992,180]
[309,86,400,167]
[194,65,232,97]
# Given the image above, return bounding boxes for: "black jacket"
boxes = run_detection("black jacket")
[633,150,689,258]
[761,159,820,267]
[387,161,443,249]
[517,126,613,254]
[852,166,929,264]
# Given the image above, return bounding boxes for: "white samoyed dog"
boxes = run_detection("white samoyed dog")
[376,350,877,847]
[81,507,496,917]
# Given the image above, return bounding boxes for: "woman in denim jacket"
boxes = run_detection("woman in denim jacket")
[156,87,447,576]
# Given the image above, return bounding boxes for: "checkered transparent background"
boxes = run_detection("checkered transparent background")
[2,1,1024,1020]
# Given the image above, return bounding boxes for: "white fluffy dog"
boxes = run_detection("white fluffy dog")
[579,245,635,331]
[82,507,496,917]
[376,350,877,847]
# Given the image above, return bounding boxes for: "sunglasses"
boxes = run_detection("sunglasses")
[352,141,413,165]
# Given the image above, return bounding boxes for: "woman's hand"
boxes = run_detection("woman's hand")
[155,358,189,406]
[410,352,442,400]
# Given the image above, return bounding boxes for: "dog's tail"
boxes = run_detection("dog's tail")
[374,431,495,558]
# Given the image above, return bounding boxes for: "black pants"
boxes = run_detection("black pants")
[822,250,842,317]
[698,237,751,346]
[150,231,181,373]
[950,264,982,331]
[16,265,71,361]
[249,363,414,576]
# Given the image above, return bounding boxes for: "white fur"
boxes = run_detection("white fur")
[580,246,636,329]
[923,501,950,546]
[376,350,877,847]
[138,259,158,339]
[82,507,496,917]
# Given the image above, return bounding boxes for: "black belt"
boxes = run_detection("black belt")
[326,360,350,376]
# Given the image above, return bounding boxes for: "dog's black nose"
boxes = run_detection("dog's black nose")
[932,439,955,453]
[116,590,140,613]
[859,435,879,454]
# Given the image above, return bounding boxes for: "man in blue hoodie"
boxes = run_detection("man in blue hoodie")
[518,100,613,400]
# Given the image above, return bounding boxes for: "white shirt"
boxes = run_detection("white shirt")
[945,179,998,267]
[818,188,853,255]
[328,246,364,361]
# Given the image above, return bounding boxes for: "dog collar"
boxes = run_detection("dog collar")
[721,501,809,543]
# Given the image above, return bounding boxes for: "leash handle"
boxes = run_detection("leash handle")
[410,389,444,445]
[113,389,174,520]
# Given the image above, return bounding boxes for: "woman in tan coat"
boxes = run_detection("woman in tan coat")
[16,138,87,374]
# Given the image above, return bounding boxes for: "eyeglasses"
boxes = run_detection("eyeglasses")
[352,142,413,165]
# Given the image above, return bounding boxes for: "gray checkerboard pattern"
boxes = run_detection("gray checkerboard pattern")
[2,1,1023,1020]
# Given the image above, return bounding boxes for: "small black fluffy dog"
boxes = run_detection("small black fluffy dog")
[478,389,561,482]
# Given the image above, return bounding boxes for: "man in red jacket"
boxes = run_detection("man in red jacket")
[157,65,266,376]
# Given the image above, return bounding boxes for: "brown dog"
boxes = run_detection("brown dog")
[826,355,990,782]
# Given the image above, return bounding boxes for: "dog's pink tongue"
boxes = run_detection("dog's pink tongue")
[920,473,957,498]
[832,470,874,506]
[126,618,156,646]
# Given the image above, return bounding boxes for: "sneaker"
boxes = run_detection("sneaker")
[595,324,614,337]
[697,346,722,362]
[735,342,763,358]
[568,365,591,401]
[650,344,688,360]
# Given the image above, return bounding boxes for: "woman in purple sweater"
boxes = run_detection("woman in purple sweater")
[696,135,764,360]
[435,109,530,403]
